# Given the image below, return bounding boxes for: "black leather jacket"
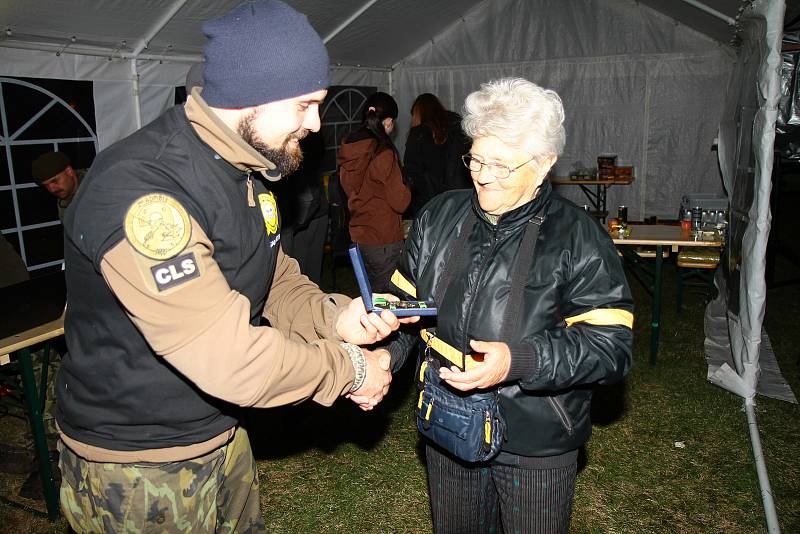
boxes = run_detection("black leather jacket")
[388,181,633,456]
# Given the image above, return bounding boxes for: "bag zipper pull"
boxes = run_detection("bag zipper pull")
[483,410,492,450]
[424,331,433,359]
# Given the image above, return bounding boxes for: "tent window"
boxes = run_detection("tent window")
[0,77,97,275]
[320,86,376,174]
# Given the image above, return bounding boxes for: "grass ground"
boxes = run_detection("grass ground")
[1,239,798,533]
[248,253,800,534]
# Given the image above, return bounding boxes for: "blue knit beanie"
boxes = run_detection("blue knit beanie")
[201,0,330,108]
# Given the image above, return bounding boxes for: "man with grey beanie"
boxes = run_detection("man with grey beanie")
[55,1,417,531]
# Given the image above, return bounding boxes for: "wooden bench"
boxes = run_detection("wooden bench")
[617,246,670,259]
[676,247,720,311]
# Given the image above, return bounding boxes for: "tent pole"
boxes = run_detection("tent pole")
[130,0,189,130]
[0,40,200,63]
[745,398,781,533]
[131,59,142,130]
[323,0,380,44]
[131,0,188,56]
[678,0,736,26]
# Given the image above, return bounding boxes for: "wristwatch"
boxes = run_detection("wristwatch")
[340,342,366,392]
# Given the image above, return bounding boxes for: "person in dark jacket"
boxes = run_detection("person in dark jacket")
[355,78,634,533]
[273,131,329,284]
[31,151,86,221]
[338,92,411,292]
[55,2,415,532]
[403,93,471,216]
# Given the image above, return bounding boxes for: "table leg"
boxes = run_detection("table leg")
[650,245,663,366]
[38,344,50,413]
[578,184,595,211]
[577,184,608,222]
[599,184,607,217]
[17,347,59,519]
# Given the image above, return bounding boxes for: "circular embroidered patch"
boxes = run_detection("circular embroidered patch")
[258,192,279,236]
[124,193,191,260]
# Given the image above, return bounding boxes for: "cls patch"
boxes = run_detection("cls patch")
[150,252,200,291]
[258,192,280,236]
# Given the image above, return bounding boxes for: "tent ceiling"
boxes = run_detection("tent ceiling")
[638,0,745,45]
[0,0,747,68]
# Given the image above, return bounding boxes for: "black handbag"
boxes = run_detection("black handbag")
[416,358,506,463]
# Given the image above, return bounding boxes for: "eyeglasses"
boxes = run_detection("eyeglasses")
[461,154,536,180]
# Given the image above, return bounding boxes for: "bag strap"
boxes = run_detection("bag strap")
[499,212,546,340]
[426,204,546,367]
[434,210,477,302]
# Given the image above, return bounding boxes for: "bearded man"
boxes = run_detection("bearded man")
[55,2,416,531]
[31,151,85,221]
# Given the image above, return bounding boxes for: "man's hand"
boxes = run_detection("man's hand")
[347,349,392,411]
[335,294,420,345]
[438,340,511,391]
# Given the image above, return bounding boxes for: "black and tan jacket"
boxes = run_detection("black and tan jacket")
[56,90,354,463]
[388,181,634,457]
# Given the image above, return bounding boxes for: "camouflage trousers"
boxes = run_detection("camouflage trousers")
[58,426,265,533]
[34,347,60,436]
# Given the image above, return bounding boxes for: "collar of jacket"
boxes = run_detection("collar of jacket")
[471,179,553,230]
[184,87,281,181]
[345,126,376,144]
[57,168,87,209]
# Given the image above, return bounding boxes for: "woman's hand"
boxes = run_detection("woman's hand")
[335,295,419,345]
[438,339,511,391]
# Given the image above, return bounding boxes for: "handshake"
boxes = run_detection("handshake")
[344,345,393,411]
[334,293,419,411]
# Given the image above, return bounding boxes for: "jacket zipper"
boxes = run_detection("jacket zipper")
[461,224,499,355]
[245,172,255,207]
[548,396,574,435]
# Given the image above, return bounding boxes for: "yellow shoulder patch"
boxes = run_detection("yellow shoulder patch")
[124,193,191,260]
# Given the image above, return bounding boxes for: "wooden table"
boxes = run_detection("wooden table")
[0,314,64,519]
[551,177,633,222]
[612,225,723,366]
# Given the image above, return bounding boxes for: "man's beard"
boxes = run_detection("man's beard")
[238,110,307,176]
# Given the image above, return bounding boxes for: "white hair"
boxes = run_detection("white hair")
[462,78,566,161]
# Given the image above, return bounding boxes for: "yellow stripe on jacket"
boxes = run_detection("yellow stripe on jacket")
[564,309,633,328]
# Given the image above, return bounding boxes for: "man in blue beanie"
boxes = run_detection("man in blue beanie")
[55,1,417,531]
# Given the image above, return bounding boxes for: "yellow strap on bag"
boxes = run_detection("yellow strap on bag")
[484,413,491,444]
[391,269,417,298]
[420,329,482,370]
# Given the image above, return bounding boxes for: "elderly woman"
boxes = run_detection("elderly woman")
[381,78,634,533]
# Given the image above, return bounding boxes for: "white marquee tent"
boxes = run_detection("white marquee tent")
[0,0,789,531]
[0,0,750,221]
